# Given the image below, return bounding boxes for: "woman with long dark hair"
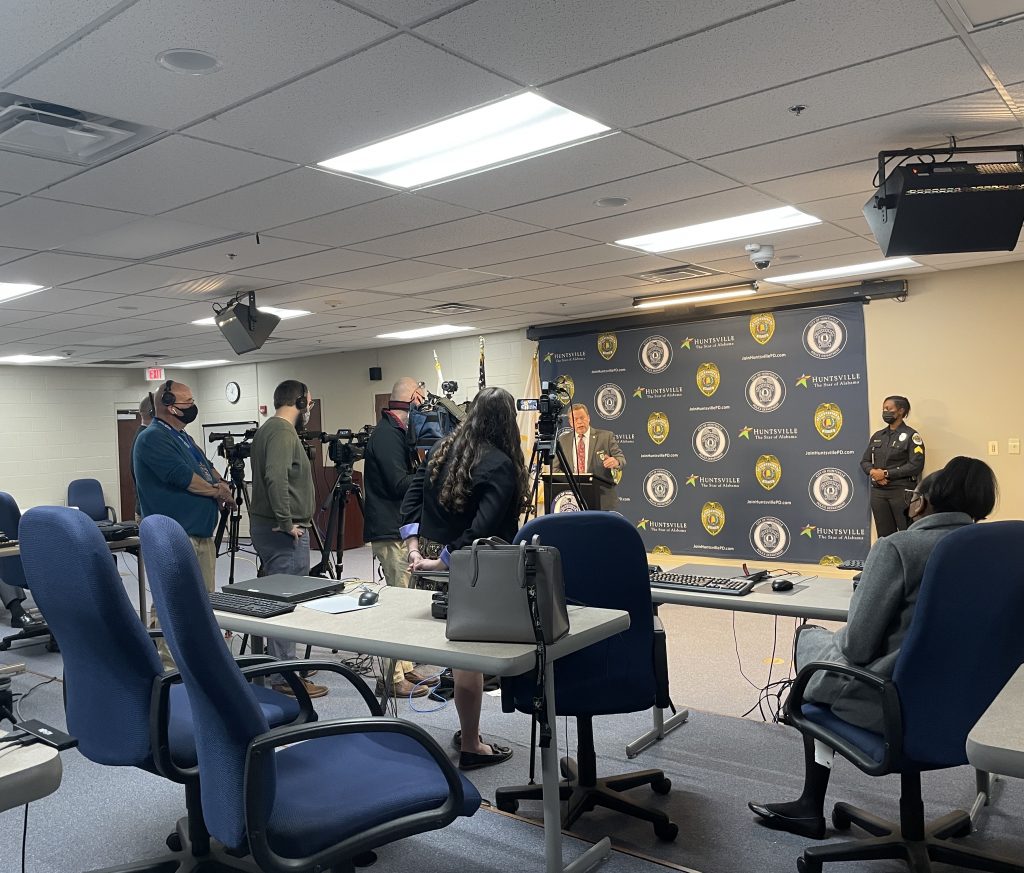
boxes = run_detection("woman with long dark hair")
[400,386,529,769]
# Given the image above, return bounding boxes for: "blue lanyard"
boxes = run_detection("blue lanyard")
[156,420,216,484]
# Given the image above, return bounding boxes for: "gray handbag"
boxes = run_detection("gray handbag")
[445,536,570,644]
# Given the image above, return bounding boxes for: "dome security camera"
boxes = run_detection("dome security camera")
[745,243,774,270]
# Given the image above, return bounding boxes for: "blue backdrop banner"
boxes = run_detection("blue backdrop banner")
[538,303,871,565]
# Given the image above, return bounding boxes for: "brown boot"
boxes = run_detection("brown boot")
[272,678,328,699]
[376,678,430,698]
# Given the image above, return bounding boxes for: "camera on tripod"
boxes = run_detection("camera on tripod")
[440,380,458,399]
[301,426,374,466]
[517,380,571,439]
[209,428,257,466]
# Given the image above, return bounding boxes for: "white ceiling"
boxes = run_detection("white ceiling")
[1,0,1023,366]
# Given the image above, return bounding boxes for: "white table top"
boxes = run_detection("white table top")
[967,664,1024,778]
[214,586,630,677]
[1,536,140,558]
[0,730,62,813]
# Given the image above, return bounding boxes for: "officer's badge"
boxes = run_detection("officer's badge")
[696,362,720,397]
[819,555,843,567]
[814,402,843,441]
[701,501,725,537]
[750,312,775,345]
[647,411,670,445]
[559,375,575,399]
[597,333,618,361]
[651,544,672,556]
[611,467,622,485]
[755,454,782,491]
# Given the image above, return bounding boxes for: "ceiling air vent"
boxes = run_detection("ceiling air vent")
[421,302,485,315]
[630,264,721,283]
[86,359,144,366]
[0,93,162,165]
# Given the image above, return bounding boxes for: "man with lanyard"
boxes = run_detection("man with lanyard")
[134,380,233,663]
[363,376,434,699]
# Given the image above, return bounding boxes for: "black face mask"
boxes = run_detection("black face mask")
[174,404,199,425]
[882,411,897,424]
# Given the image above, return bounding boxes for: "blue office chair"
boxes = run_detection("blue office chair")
[0,492,54,652]
[68,477,117,523]
[786,521,1024,873]
[140,514,481,873]
[18,505,316,871]
[495,511,678,841]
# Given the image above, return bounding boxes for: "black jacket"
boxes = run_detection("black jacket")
[362,410,417,542]
[860,422,925,489]
[400,444,520,558]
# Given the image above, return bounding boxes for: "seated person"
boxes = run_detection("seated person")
[748,456,998,839]
[1,579,28,628]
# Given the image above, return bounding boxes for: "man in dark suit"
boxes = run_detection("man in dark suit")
[554,403,626,511]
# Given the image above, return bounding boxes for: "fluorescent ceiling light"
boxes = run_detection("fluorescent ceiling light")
[633,284,758,310]
[0,282,48,303]
[616,207,821,254]
[191,306,310,326]
[0,354,62,364]
[376,324,475,340]
[764,257,921,286]
[318,92,610,188]
[165,360,230,368]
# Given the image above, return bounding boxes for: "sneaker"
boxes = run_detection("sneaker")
[272,678,329,699]
[375,678,430,699]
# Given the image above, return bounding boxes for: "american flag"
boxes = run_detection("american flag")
[432,349,444,393]
[478,336,486,391]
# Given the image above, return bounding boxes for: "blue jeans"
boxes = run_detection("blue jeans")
[250,517,310,671]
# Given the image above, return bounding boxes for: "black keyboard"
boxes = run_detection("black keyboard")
[649,571,758,596]
[838,560,865,571]
[208,591,296,618]
[0,539,17,549]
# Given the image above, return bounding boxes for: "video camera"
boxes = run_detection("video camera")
[517,379,571,440]
[300,426,374,467]
[209,428,258,465]
[441,379,458,399]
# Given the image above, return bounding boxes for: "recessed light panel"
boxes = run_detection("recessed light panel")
[616,207,821,254]
[165,360,230,368]
[764,257,921,286]
[0,282,47,303]
[377,325,474,340]
[0,354,62,364]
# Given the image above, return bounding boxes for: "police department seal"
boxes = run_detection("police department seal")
[643,469,678,508]
[638,335,672,374]
[595,383,625,420]
[750,516,791,558]
[803,314,848,359]
[808,467,853,512]
[692,421,730,463]
[745,370,786,413]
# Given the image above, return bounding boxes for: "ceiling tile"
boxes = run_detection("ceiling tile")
[140,272,280,299]
[0,287,121,314]
[67,264,213,294]
[12,312,115,335]
[481,244,639,278]
[41,135,290,214]
[72,294,196,320]
[163,167,391,232]
[427,277,554,303]
[154,235,329,271]
[366,268,505,296]
[357,1,476,25]
[60,217,238,259]
[235,248,394,282]
[542,0,955,128]
[270,193,474,247]
[0,151,82,195]
[420,231,595,269]
[189,35,517,163]
[529,255,696,286]
[0,197,136,249]
[242,285,386,308]
[756,160,880,203]
[349,214,541,258]
[796,191,877,222]
[9,0,393,128]
[0,252,129,286]
[299,260,448,291]
[0,247,35,267]
[973,18,1024,85]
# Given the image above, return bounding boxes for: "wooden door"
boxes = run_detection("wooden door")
[116,411,142,521]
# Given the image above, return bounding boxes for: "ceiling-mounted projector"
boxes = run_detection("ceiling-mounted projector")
[864,144,1024,256]
[214,291,280,355]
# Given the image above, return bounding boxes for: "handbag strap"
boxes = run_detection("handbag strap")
[467,536,526,588]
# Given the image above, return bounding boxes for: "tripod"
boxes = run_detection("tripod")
[213,458,252,586]
[523,427,589,522]
[309,463,363,578]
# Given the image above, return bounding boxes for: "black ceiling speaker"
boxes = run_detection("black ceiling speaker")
[864,145,1024,256]
[214,291,281,355]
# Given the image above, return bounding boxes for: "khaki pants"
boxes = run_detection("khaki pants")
[150,535,217,669]
[372,539,413,685]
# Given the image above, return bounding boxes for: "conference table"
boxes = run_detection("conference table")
[1,537,148,624]
[0,729,62,814]
[967,664,1024,779]
[212,585,630,873]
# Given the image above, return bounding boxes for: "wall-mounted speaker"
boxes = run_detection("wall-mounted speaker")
[369,366,382,381]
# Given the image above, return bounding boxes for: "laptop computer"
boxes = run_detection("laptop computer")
[222,574,343,603]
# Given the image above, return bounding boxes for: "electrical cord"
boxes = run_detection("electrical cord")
[13,677,58,722]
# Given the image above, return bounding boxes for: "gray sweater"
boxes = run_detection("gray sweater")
[797,511,975,733]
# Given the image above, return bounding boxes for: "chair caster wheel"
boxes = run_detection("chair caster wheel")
[496,798,519,814]
[831,807,851,831]
[797,854,821,873]
[165,832,182,852]
[651,777,671,795]
[654,820,678,841]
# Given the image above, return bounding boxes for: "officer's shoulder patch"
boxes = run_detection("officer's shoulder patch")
[912,432,923,445]
[914,445,923,454]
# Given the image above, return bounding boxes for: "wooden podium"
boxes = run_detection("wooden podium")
[543,472,599,513]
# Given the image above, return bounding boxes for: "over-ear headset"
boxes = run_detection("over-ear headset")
[295,382,308,411]
[160,380,176,407]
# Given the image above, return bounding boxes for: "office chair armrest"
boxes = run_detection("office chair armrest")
[785,660,903,775]
[237,659,384,717]
[244,717,465,873]
[146,628,164,640]
[105,506,118,523]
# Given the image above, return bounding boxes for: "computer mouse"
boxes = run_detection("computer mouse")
[771,578,794,592]
[358,589,379,606]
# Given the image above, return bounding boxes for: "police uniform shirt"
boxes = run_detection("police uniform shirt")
[860,422,925,488]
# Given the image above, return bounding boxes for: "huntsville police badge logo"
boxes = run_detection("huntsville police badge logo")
[749,313,776,345]
[597,332,618,361]
[692,421,730,463]
[551,491,582,513]
[809,467,853,511]
[750,517,791,558]
[643,469,678,507]
[701,501,725,536]
[745,370,786,413]
[814,402,843,440]
[803,314,848,359]
[558,375,575,400]
[595,383,626,420]
[819,555,843,567]
[696,362,721,397]
[647,411,670,445]
[639,335,672,374]
[651,544,672,556]
[755,454,782,490]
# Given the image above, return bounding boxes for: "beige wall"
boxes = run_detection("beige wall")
[2,262,1022,520]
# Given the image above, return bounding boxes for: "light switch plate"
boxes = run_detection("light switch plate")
[988,440,999,456]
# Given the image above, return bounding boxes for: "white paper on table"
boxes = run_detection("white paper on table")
[302,595,378,614]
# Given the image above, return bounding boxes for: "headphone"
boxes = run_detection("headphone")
[295,382,308,411]
[160,380,176,407]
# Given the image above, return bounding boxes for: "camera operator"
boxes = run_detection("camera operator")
[249,380,328,699]
[133,380,234,666]
[553,403,626,510]
[362,377,433,698]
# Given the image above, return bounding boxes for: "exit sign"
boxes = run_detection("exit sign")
[146,367,166,381]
